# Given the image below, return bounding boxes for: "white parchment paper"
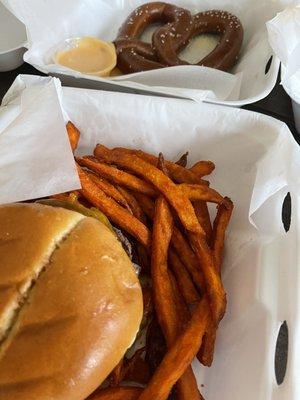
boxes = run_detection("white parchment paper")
[4,0,293,105]
[1,75,300,400]
[267,4,300,103]
[0,75,80,204]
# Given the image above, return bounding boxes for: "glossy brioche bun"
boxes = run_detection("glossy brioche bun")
[0,203,143,400]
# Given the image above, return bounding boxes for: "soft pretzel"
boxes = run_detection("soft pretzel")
[153,10,244,71]
[115,2,194,74]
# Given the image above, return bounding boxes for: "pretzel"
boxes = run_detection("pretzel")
[153,10,243,71]
[115,2,193,74]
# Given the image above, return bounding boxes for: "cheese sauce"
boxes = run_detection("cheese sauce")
[55,37,117,77]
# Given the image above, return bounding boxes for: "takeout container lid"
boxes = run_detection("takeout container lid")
[0,2,27,71]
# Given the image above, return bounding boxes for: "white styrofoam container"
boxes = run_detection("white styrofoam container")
[1,75,300,399]
[5,0,295,105]
[0,2,26,71]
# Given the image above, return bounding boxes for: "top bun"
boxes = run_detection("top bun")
[0,203,143,400]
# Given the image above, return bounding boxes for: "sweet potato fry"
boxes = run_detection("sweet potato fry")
[199,198,234,366]
[190,160,215,177]
[193,201,213,240]
[175,152,188,167]
[87,172,130,209]
[169,272,190,326]
[94,145,204,234]
[197,325,217,367]
[137,297,210,400]
[88,386,142,400]
[211,198,234,273]
[94,145,226,323]
[171,227,205,292]
[152,197,201,400]
[151,197,176,343]
[109,147,200,184]
[134,193,155,220]
[134,186,224,240]
[180,183,224,204]
[77,164,151,247]
[189,232,226,323]
[116,186,147,224]
[169,250,200,307]
[66,121,80,152]
[77,156,156,196]
[168,273,200,400]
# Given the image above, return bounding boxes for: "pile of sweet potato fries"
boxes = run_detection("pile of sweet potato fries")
[61,122,233,400]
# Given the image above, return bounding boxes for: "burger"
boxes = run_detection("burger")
[0,202,143,400]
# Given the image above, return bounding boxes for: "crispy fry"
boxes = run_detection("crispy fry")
[137,298,210,400]
[180,183,223,204]
[77,156,156,196]
[116,186,147,224]
[197,325,217,367]
[193,201,213,240]
[134,193,155,220]
[190,160,215,177]
[211,198,234,273]
[169,250,200,307]
[171,227,205,292]
[80,156,220,205]
[66,121,80,152]
[94,145,204,234]
[77,165,151,247]
[88,386,142,400]
[135,185,222,214]
[157,153,170,177]
[175,152,188,167]
[152,197,201,400]
[94,145,226,322]
[167,278,204,400]
[133,171,205,297]
[110,147,200,184]
[169,272,190,326]
[199,199,233,366]
[87,172,130,209]
[151,196,177,342]
[189,232,226,323]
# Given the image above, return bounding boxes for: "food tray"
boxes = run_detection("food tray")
[1,74,299,399]
[0,2,26,71]
[4,0,290,105]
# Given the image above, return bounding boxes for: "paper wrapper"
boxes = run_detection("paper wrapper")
[0,75,80,204]
[4,0,292,105]
[1,75,300,400]
[267,4,300,104]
